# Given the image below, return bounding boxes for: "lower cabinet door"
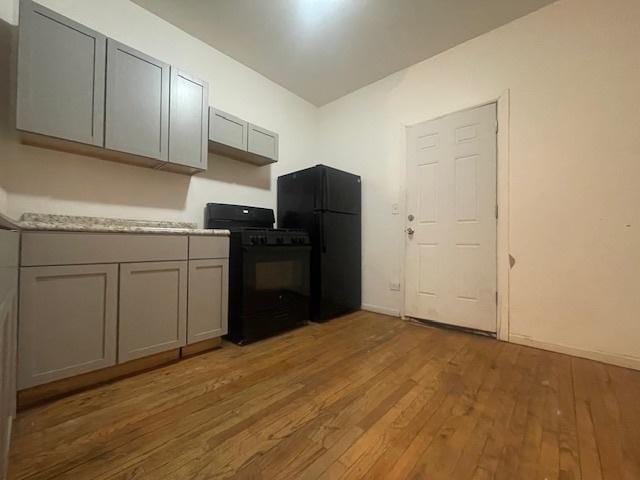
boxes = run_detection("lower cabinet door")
[18,264,118,389]
[119,261,187,362]
[187,259,228,344]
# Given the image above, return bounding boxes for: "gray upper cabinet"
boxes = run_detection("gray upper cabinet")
[209,108,247,151]
[18,264,118,389]
[118,261,187,363]
[247,123,279,162]
[208,107,278,166]
[168,69,209,170]
[105,40,170,161]
[17,0,106,146]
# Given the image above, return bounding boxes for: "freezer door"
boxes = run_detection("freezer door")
[315,211,361,321]
[321,166,361,215]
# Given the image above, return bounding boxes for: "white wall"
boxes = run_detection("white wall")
[316,0,640,365]
[0,0,318,226]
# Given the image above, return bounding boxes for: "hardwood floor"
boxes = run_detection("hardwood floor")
[8,311,640,479]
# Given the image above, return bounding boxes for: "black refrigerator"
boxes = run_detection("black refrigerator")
[277,164,361,322]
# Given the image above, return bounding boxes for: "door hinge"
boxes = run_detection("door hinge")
[495,292,498,305]
[495,205,499,219]
[495,122,499,134]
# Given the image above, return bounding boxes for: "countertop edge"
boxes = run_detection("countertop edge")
[19,225,230,236]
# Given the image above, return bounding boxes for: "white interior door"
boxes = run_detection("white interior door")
[405,103,497,332]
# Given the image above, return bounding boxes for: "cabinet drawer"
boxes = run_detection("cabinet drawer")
[247,123,278,161]
[209,108,247,151]
[21,232,188,266]
[189,236,229,260]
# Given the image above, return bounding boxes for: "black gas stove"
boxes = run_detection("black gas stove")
[205,203,311,344]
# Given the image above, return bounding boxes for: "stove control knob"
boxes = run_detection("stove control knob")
[261,236,268,244]
[277,237,284,244]
[250,236,258,245]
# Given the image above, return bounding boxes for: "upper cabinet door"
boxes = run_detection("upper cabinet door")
[17,0,106,147]
[209,108,248,151]
[105,40,170,161]
[247,123,279,162]
[169,69,209,170]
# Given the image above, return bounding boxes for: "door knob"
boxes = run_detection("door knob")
[406,227,415,235]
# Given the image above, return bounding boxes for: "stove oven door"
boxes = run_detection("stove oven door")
[240,245,311,342]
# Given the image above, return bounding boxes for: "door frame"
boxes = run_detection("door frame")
[400,90,510,341]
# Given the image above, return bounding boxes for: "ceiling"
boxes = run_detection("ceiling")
[132,0,557,106]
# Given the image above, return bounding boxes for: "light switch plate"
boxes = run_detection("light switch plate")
[391,203,400,215]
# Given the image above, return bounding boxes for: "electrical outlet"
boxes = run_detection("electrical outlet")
[389,281,401,291]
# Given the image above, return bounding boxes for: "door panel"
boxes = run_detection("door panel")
[322,167,362,214]
[405,103,497,332]
[18,264,118,389]
[247,124,278,161]
[317,211,361,320]
[187,259,228,343]
[119,261,187,362]
[169,69,208,169]
[17,0,106,146]
[105,40,169,160]
[209,109,247,151]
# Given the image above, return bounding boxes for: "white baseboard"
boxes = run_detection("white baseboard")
[509,334,640,371]
[362,304,401,318]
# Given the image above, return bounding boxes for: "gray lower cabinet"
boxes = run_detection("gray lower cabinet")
[17,264,118,389]
[0,290,17,480]
[17,0,106,146]
[0,230,18,480]
[188,259,228,343]
[105,39,170,161]
[168,69,209,170]
[118,261,187,362]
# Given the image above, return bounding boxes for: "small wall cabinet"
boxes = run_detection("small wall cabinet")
[209,109,248,152]
[105,40,170,161]
[248,123,279,162]
[118,261,187,362]
[16,0,106,147]
[208,107,279,166]
[18,264,118,389]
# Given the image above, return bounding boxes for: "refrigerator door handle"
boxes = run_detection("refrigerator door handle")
[319,214,327,253]
[321,168,328,211]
